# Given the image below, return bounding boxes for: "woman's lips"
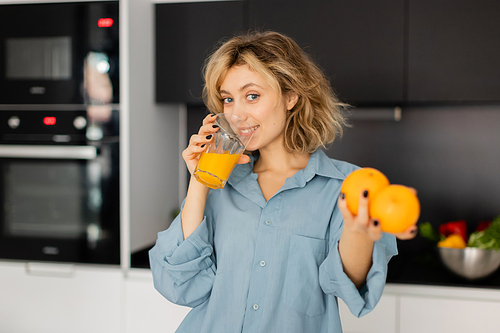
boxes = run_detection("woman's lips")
[240,125,259,136]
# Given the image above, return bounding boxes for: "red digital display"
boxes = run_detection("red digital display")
[43,117,57,126]
[98,18,113,28]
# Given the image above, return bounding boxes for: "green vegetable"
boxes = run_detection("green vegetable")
[419,222,440,243]
[468,216,500,250]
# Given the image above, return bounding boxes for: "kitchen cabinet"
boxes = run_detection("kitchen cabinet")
[0,262,188,333]
[155,0,404,105]
[399,295,500,333]
[0,261,121,333]
[156,0,500,105]
[155,1,246,103]
[248,0,405,105]
[339,294,397,333]
[124,269,190,333]
[390,283,500,333]
[408,0,500,102]
[3,261,500,333]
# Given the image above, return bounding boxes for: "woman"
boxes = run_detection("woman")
[149,31,416,332]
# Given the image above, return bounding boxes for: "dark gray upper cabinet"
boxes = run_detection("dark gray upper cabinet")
[156,1,500,105]
[248,0,405,105]
[408,0,500,102]
[155,1,246,103]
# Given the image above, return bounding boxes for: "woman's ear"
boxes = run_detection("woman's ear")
[286,92,299,111]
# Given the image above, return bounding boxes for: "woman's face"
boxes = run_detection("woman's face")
[219,64,297,152]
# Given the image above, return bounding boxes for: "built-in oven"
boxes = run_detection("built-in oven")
[0,109,120,265]
[0,1,119,105]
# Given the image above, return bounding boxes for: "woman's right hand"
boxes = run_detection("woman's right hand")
[182,114,219,175]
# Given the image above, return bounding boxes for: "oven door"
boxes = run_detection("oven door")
[0,144,120,265]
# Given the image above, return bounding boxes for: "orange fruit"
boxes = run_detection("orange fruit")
[369,185,420,234]
[341,168,390,215]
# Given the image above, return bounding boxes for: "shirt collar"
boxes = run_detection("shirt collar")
[228,149,346,187]
[313,149,347,180]
[227,149,347,207]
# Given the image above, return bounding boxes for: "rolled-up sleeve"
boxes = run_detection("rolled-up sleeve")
[319,210,398,318]
[149,213,216,308]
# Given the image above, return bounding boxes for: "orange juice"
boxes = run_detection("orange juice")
[194,152,240,189]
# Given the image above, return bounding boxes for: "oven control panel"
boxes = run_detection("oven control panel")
[1,110,118,144]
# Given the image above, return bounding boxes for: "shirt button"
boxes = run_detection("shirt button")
[260,261,266,267]
[253,303,259,310]
[265,220,271,226]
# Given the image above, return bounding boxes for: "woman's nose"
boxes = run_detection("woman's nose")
[230,101,246,120]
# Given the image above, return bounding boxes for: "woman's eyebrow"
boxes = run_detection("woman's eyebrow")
[220,83,264,95]
[239,83,263,91]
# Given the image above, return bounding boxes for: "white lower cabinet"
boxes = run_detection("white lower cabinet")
[3,262,500,333]
[339,294,397,333]
[0,261,122,333]
[399,295,500,333]
[123,269,190,333]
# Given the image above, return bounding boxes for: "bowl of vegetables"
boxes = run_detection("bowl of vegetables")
[420,216,500,280]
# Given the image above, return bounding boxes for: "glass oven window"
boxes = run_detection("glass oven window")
[6,37,72,80]
[3,160,100,239]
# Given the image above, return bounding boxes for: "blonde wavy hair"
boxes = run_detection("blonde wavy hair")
[202,30,348,154]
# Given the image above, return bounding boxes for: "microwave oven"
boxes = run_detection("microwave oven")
[0,1,119,105]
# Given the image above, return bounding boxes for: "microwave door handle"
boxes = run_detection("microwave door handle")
[0,145,97,160]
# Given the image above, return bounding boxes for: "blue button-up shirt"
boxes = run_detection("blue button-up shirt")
[149,149,397,333]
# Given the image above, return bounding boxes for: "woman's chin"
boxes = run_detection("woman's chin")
[245,142,259,152]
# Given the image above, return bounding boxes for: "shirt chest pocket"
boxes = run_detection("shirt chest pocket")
[281,234,328,317]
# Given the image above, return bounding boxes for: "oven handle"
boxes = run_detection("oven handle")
[0,145,97,160]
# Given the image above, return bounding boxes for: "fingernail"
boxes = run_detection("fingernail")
[212,124,219,128]
[210,113,216,117]
[201,144,206,148]
[206,135,212,140]
[363,190,368,198]
[411,228,418,234]
[373,220,379,227]
[340,192,345,200]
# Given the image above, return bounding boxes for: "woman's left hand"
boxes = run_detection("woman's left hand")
[337,187,418,289]
[338,189,382,242]
[337,189,380,289]
[338,189,419,241]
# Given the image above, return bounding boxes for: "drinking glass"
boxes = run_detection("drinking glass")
[193,113,254,189]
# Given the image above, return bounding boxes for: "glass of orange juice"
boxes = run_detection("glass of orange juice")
[193,113,254,189]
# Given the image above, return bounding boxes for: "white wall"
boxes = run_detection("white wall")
[122,0,182,257]
[124,0,226,257]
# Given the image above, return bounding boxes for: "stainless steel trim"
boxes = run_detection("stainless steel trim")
[0,145,97,159]
[26,262,75,278]
[348,107,402,122]
[0,104,120,111]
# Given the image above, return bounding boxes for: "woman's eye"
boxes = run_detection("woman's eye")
[247,94,259,101]
[222,97,233,104]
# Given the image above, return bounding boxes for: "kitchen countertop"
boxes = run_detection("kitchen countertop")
[386,241,500,289]
[383,282,500,303]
